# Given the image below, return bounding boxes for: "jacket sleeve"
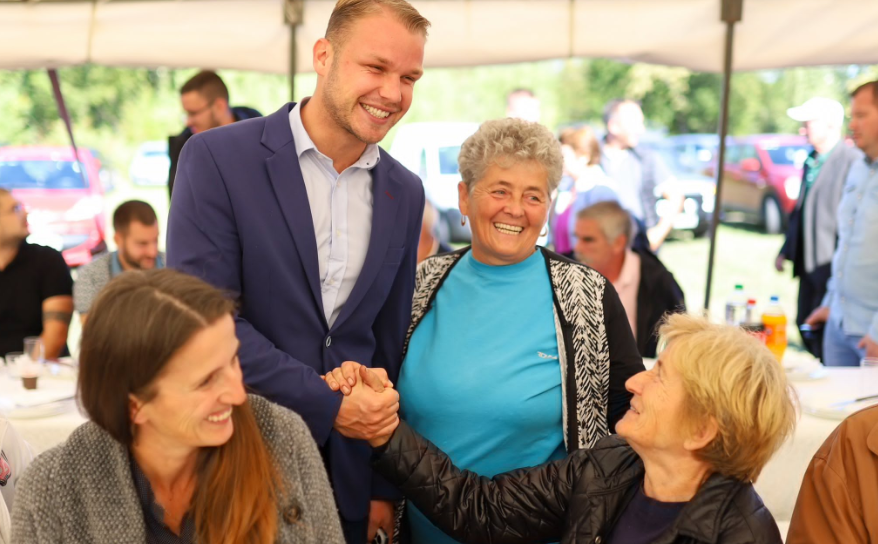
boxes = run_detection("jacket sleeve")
[373,421,578,544]
[602,281,645,431]
[167,136,342,447]
[779,206,798,259]
[10,454,62,544]
[779,167,807,259]
[274,404,347,543]
[369,181,424,501]
[786,455,866,542]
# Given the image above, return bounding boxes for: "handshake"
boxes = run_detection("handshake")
[322,362,399,448]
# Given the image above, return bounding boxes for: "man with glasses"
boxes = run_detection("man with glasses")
[0,188,72,359]
[167,70,261,199]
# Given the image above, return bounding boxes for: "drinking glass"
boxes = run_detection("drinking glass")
[859,357,878,400]
[23,336,44,363]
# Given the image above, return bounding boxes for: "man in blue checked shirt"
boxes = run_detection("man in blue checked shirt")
[806,80,878,366]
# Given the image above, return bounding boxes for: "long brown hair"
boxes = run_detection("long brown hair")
[78,269,283,544]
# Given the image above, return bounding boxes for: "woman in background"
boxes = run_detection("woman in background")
[12,269,344,544]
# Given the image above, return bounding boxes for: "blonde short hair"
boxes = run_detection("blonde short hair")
[326,0,430,48]
[658,313,797,482]
[458,118,563,195]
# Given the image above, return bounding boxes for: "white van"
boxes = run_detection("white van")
[389,122,479,242]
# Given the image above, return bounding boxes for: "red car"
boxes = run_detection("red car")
[0,146,107,267]
[716,134,810,234]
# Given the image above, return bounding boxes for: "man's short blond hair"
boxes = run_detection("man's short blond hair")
[326,0,430,49]
[658,313,797,482]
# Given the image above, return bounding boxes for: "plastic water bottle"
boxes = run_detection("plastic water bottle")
[762,295,787,363]
[725,284,747,326]
[744,298,758,325]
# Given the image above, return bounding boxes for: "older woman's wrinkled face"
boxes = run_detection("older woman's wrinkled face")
[130,314,247,451]
[616,345,693,454]
[459,160,550,266]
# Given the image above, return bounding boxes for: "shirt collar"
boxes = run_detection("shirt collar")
[129,455,196,541]
[289,99,381,171]
[110,251,124,277]
[617,249,640,288]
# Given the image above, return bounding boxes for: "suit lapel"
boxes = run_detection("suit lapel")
[262,104,326,323]
[333,159,402,329]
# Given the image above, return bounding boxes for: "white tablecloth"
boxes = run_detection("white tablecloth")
[1,351,869,541]
[0,373,87,454]
[756,362,875,523]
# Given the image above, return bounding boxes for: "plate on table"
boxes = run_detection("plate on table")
[0,376,77,419]
[782,351,827,382]
[3,357,77,380]
[785,366,829,382]
[802,397,878,421]
[3,398,75,420]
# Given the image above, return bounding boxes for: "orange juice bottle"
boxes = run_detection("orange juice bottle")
[762,295,787,363]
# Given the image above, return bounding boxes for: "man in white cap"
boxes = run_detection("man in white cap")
[776,97,862,358]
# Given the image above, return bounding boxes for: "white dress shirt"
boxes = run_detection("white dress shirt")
[289,100,380,327]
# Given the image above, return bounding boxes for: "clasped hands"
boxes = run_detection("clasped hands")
[322,361,399,447]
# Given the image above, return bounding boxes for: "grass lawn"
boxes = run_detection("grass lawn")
[661,224,804,350]
[68,180,806,355]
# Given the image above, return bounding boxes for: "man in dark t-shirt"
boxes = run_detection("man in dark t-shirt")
[0,188,73,358]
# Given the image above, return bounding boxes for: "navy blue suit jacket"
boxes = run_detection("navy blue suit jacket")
[167,103,424,521]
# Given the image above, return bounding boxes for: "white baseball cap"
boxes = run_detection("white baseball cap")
[787,97,844,125]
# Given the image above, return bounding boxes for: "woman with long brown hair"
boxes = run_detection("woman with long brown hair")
[11,269,344,544]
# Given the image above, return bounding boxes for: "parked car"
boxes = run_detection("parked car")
[129,140,170,186]
[661,133,725,176]
[643,136,717,238]
[711,134,809,234]
[0,146,107,267]
[389,122,479,242]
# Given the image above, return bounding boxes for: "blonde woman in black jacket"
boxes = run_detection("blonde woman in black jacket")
[365,314,796,544]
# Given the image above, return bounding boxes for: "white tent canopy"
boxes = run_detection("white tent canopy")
[3,0,878,74]
[4,0,878,308]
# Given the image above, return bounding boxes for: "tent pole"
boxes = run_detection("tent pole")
[289,23,297,101]
[47,69,88,189]
[704,0,743,311]
[285,0,304,101]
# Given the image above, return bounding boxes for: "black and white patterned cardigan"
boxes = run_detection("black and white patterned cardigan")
[402,245,642,453]
[391,246,643,542]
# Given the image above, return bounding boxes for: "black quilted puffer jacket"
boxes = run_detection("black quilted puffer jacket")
[374,422,783,544]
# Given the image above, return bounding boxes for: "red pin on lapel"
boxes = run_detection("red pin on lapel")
[385,191,394,200]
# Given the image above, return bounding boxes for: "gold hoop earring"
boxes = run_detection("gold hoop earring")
[461,216,467,227]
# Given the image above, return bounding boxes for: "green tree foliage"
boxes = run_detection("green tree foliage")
[0,61,874,177]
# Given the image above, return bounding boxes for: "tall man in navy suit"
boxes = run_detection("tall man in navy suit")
[167,1,430,541]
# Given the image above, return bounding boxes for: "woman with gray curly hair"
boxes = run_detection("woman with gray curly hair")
[325,118,645,544]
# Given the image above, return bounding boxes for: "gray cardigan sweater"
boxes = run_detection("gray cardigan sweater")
[11,395,345,544]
